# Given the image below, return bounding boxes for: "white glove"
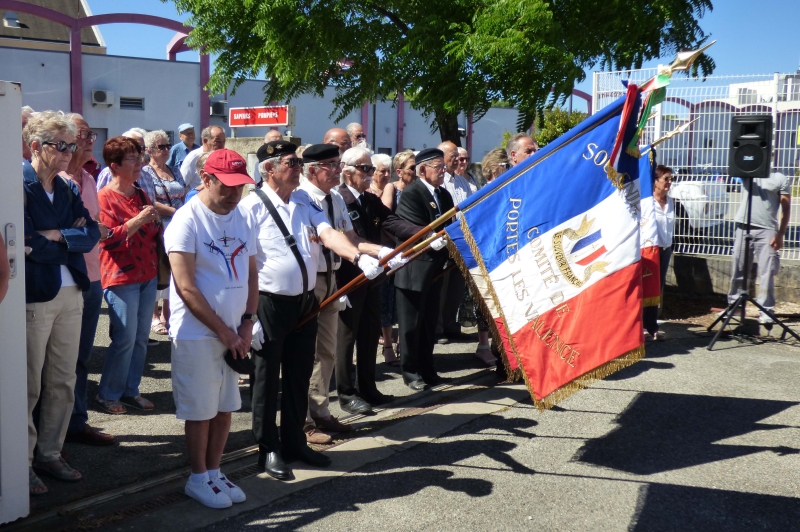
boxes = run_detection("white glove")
[358,254,382,280]
[337,295,352,311]
[379,246,408,270]
[429,236,447,251]
[251,319,265,351]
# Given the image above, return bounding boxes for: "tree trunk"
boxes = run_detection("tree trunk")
[435,109,462,147]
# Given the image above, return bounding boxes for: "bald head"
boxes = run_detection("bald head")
[323,128,352,155]
[264,130,283,143]
[437,141,459,175]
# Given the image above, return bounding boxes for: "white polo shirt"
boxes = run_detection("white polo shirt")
[443,172,472,219]
[239,185,332,296]
[299,180,352,273]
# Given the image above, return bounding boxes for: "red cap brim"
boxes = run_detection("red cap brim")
[214,172,255,187]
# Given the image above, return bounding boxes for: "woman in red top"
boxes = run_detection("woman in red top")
[96,137,160,415]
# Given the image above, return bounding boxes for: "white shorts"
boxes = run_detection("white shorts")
[171,338,241,421]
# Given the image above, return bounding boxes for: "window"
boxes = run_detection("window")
[119,97,144,110]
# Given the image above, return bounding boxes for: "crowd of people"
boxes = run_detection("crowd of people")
[14,106,538,508]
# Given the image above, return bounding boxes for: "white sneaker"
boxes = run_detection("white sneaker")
[185,479,232,509]
[211,474,246,503]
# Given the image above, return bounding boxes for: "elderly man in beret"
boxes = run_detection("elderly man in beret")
[383,148,454,391]
[239,140,386,480]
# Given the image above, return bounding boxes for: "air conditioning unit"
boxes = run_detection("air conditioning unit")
[210,101,226,116]
[92,90,114,107]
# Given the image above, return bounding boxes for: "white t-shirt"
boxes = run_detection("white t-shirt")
[165,198,258,340]
[238,186,332,296]
[180,147,204,192]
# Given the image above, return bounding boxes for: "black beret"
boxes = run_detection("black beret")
[302,143,340,163]
[415,148,444,165]
[257,140,297,162]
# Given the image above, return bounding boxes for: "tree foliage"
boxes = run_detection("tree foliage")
[536,108,588,147]
[170,0,715,144]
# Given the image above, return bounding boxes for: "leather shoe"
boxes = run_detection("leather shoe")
[423,374,451,386]
[339,396,374,415]
[312,415,352,433]
[65,425,115,446]
[259,451,293,481]
[284,445,331,468]
[406,379,427,391]
[361,391,394,406]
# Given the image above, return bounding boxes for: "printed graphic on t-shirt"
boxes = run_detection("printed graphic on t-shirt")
[204,230,250,281]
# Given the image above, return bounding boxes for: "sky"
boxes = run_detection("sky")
[86,0,800,111]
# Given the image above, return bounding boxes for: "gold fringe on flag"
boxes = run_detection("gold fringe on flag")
[642,296,661,308]
[532,344,646,410]
[626,146,642,158]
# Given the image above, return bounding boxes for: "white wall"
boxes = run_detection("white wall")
[0,47,71,112]
[470,107,521,161]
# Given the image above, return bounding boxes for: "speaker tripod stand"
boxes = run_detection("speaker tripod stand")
[707,176,800,350]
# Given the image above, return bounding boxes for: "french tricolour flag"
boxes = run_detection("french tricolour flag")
[639,146,662,310]
[446,86,644,408]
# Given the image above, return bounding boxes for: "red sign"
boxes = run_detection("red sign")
[228,105,292,127]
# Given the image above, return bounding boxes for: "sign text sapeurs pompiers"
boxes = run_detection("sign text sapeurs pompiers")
[228,105,295,127]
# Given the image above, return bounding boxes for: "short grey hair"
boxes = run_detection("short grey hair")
[201,125,223,141]
[258,155,282,179]
[457,147,468,157]
[23,110,78,149]
[62,112,84,123]
[345,122,363,137]
[21,105,34,121]
[341,146,372,171]
[506,132,533,158]
[144,129,169,148]
[196,151,211,174]
[371,153,391,171]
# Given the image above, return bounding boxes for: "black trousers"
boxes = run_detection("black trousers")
[395,278,443,384]
[252,291,318,456]
[439,267,466,334]
[336,282,381,398]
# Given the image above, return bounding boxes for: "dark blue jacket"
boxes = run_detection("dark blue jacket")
[23,164,100,303]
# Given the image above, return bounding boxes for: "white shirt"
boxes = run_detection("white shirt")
[239,185,332,295]
[180,147,205,191]
[444,172,472,220]
[420,178,442,213]
[346,184,362,205]
[299,181,353,273]
[165,198,258,340]
[654,196,675,248]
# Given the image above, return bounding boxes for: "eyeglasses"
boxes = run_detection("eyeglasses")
[403,165,416,173]
[122,154,147,164]
[76,130,98,142]
[42,141,78,153]
[150,144,171,151]
[354,134,367,140]
[281,157,301,168]
[458,157,469,162]
[353,164,375,173]
[426,164,445,171]
[497,162,511,170]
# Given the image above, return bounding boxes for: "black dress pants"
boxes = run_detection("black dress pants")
[395,278,443,384]
[336,282,381,398]
[252,291,318,456]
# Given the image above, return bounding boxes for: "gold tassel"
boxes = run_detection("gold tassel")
[626,146,642,158]
[532,344,645,410]
[642,296,661,307]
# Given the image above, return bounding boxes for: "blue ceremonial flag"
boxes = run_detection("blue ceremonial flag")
[446,84,644,409]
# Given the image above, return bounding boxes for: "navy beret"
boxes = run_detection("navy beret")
[257,140,297,162]
[302,143,340,163]
[415,148,445,165]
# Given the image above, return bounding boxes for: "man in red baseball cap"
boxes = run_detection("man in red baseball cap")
[164,147,258,509]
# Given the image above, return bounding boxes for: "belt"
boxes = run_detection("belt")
[259,290,312,302]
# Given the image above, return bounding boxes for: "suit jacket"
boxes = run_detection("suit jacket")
[383,178,454,292]
[336,184,395,288]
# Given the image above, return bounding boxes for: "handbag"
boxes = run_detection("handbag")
[224,349,256,374]
[134,184,171,290]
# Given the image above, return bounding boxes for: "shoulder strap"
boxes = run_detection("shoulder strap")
[149,167,176,208]
[253,188,309,306]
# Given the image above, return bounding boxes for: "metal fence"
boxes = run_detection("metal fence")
[593,68,800,260]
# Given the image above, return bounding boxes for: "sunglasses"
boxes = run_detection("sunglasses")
[314,161,342,170]
[353,164,375,173]
[354,134,367,140]
[281,157,301,168]
[458,157,469,162]
[122,154,147,164]
[151,144,171,151]
[43,141,78,153]
[76,130,98,142]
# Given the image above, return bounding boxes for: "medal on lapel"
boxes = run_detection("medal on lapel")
[429,202,437,210]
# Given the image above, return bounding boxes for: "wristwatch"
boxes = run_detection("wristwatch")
[241,313,257,324]
[352,252,363,265]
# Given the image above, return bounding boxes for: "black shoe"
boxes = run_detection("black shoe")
[406,379,427,391]
[423,374,451,386]
[361,391,394,406]
[436,335,450,345]
[260,451,293,481]
[339,395,375,415]
[284,445,332,468]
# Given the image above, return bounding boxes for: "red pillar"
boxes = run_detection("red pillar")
[396,92,405,154]
[361,101,369,133]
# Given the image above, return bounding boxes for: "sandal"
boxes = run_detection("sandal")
[151,319,168,336]
[120,395,154,411]
[383,345,400,367]
[33,457,82,482]
[29,467,48,495]
[96,397,127,414]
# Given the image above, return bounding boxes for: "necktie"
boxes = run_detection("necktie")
[433,188,442,214]
[323,195,337,298]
